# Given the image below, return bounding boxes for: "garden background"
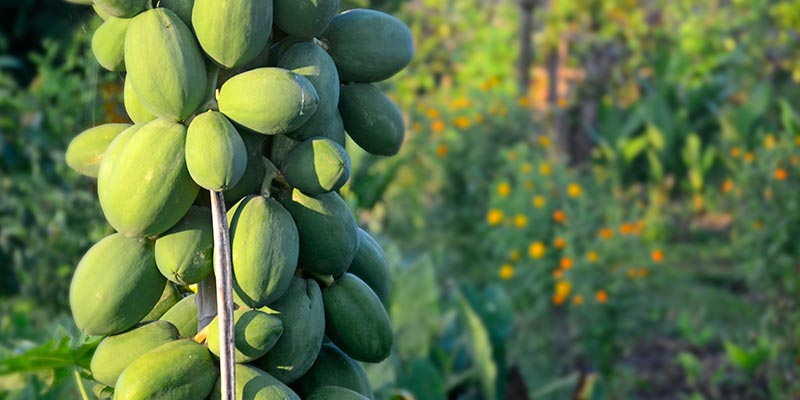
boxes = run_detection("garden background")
[2,0,800,399]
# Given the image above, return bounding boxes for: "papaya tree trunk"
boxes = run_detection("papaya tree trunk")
[208,191,236,400]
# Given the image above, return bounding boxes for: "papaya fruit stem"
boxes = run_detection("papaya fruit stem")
[73,367,90,400]
[209,191,237,400]
[194,324,210,344]
[307,271,335,287]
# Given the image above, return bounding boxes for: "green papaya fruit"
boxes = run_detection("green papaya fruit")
[154,206,213,285]
[268,134,301,167]
[98,118,199,237]
[218,67,319,135]
[94,0,147,18]
[69,233,165,335]
[210,364,300,400]
[223,131,267,205]
[339,83,405,156]
[160,294,199,338]
[286,104,346,143]
[346,228,389,302]
[206,309,283,363]
[141,282,183,321]
[266,37,307,68]
[273,0,338,39]
[192,0,273,69]
[322,9,414,83]
[123,77,156,124]
[90,321,179,387]
[125,8,207,121]
[253,278,324,384]
[280,137,350,195]
[114,340,217,400]
[91,17,130,71]
[228,195,299,307]
[323,273,392,363]
[291,344,373,399]
[93,4,112,20]
[160,0,195,28]
[278,189,358,276]
[66,123,131,178]
[186,111,248,191]
[308,386,370,400]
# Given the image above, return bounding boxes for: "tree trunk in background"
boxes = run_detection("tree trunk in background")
[517,0,536,94]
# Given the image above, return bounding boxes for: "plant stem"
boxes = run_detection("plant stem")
[73,367,89,400]
[210,191,236,400]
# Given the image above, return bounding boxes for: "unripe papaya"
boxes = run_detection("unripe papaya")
[323,273,392,363]
[278,189,359,276]
[98,118,199,237]
[339,83,405,156]
[123,77,156,124]
[154,206,213,285]
[322,9,414,83]
[223,131,267,205]
[91,17,130,72]
[69,233,165,335]
[346,228,390,302]
[93,4,112,20]
[308,386,370,400]
[218,67,319,135]
[291,344,373,399]
[268,134,301,167]
[159,294,199,338]
[125,8,207,121]
[160,0,195,28]
[228,195,299,307]
[186,111,248,191]
[66,123,130,178]
[192,0,273,69]
[90,321,179,387]
[141,282,182,321]
[210,364,300,400]
[114,340,218,400]
[94,0,147,18]
[280,137,350,195]
[273,0,339,39]
[253,278,325,384]
[207,309,283,363]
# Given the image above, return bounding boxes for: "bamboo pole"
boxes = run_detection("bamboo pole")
[209,191,236,400]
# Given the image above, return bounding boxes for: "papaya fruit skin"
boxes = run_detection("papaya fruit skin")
[253,277,325,384]
[90,320,179,387]
[159,294,199,338]
[141,282,182,321]
[210,364,300,400]
[280,137,351,195]
[278,189,359,276]
[66,123,131,178]
[123,77,156,124]
[154,206,214,285]
[308,386,370,400]
[223,130,267,205]
[218,67,319,135]
[186,111,248,191]
[346,228,390,302]
[93,4,112,20]
[97,118,199,238]
[291,344,374,399]
[273,0,339,39]
[125,8,207,121]
[160,0,195,28]
[322,9,414,83]
[114,340,218,400]
[69,233,165,336]
[339,83,405,156]
[228,195,299,307]
[91,17,130,72]
[207,309,283,363]
[323,273,392,363]
[268,134,301,167]
[94,0,148,18]
[192,0,273,69]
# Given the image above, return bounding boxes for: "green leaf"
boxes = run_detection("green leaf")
[456,287,497,400]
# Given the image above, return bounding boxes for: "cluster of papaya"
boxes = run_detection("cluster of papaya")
[65,0,413,398]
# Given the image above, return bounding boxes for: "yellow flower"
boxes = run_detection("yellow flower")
[518,96,530,107]
[454,116,471,130]
[514,214,528,228]
[432,120,445,133]
[538,135,551,148]
[539,162,552,176]
[567,183,582,198]
[730,147,741,158]
[598,227,614,239]
[450,97,471,110]
[412,122,422,132]
[529,241,546,259]
[626,268,638,279]
[556,280,572,297]
[639,267,649,278]
[744,152,755,163]
[520,163,533,174]
[572,295,584,306]
[499,264,514,280]
[436,144,449,158]
[487,209,504,226]
[497,182,511,197]
[722,179,734,193]
[532,196,546,208]
[552,293,567,305]
[554,237,566,249]
[474,113,485,124]
[794,135,800,146]
[508,151,518,161]
[524,180,534,191]
[765,134,776,150]
[586,251,599,263]
[426,108,441,119]
[509,249,521,262]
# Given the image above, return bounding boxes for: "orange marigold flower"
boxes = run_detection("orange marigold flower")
[595,290,609,303]
[651,249,664,263]
[722,179,734,193]
[552,269,563,279]
[560,257,573,269]
[412,122,422,132]
[775,168,788,181]
[572,295,584,306]
[586,251,599,263]
[529,241,546,259]
[432,120,445,133]
[553,210,566,223]
[744,152,755,163]
[730,147,741,158]
[454,116,471,130]
[598,227,614,239]
[499,264,514,280]
[639,267,649,278]
[552,293,567,305]
[626,268,638,279]
[487,209,504,226]
[620,223,634,235]
[436,144,449,157]
[554,237,566,249]
[518,97,530,107]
